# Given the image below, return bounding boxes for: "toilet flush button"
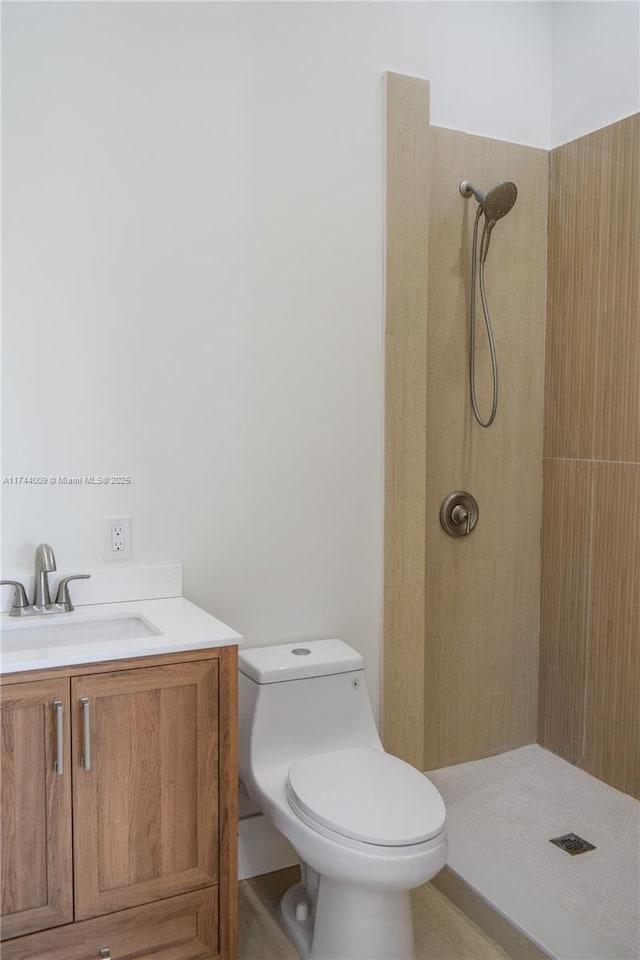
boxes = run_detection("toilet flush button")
[291,648,311,656]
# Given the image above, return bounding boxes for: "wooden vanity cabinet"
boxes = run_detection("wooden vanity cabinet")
[0,646,238,960]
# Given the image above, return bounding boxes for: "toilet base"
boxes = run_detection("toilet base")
[280,876,415,960]
[281,882,314,957]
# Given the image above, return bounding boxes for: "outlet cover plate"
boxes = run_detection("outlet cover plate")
[104,515,132,561]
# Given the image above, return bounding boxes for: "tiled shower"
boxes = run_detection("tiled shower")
[383,78,638,956]
[383,77,639,803]
[539,114,640,800]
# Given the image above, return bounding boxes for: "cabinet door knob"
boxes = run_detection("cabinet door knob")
[99,949,111,959]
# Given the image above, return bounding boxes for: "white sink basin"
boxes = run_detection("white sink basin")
[0,596,240,675]
[0,614,161,653]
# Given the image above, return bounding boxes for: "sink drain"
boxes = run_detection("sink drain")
[550,833,596,856]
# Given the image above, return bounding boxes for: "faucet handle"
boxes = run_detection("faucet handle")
[1,580,31,617]
[55,574,91,612]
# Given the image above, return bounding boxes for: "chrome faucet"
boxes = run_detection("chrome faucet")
[1,544,90,617]
[33,542,56,609]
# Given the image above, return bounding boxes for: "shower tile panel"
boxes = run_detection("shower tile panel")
[544,136,602,460]
[422,126,547,769]
[584,461,640,798]
[546,114,640,463]
[384,73,430,340]
[383,73,430,768]
[592,115,640,463]
[538,458,591,765]
[383,582,426,769]
[384,334,427,768]
[384,334,427,590]
[425,553,539,767]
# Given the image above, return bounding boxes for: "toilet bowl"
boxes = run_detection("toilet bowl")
[238,639,447,960]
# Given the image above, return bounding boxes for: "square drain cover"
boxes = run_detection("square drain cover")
[550,833,596,856]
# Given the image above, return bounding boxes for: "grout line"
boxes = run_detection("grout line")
[581,464,597,767]
[543,456,640,466]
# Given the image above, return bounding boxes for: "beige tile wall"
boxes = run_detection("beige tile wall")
[383,73,548,771]
[539,114,640,799]
[382,73,430,769]
[423,129,548,768]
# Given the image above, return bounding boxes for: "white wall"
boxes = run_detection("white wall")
[552,1,640,146]
[2,1,554,720]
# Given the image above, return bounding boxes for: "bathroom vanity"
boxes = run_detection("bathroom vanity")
[0,597,240,960]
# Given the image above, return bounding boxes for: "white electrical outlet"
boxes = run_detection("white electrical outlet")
[104,516,132,561]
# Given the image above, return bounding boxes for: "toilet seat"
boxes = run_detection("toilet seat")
[286,748,446,847]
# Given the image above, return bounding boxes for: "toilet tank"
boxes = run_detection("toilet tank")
[238,639,382,794]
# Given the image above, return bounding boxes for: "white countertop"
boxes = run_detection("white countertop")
[0,597,242,674]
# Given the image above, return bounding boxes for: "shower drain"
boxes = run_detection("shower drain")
[550,833,596,856]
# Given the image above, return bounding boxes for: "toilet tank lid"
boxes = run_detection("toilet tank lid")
[238,639,363,684]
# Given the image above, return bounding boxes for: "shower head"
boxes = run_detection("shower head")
[483,181,518,221]
[459,179,518,261]
[459,180,518,221]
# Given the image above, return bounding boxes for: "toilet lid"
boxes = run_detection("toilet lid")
[286,748,446,847]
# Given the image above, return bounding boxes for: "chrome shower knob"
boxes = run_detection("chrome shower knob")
[440,491,479,537]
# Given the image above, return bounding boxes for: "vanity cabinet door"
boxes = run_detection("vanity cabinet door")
[72,660,219,921]
[0,679,73,940]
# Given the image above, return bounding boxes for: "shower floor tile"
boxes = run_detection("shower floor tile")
[427,744,640,960]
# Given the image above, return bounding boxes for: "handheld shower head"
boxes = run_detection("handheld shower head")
[459,176,518,428]
[482,181,518,222]
[459,179,518,261]
[459,180,518,220]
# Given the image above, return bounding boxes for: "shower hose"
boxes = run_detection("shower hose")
[469,205,499,428]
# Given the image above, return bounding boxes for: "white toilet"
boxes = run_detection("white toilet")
[238,638,447,960]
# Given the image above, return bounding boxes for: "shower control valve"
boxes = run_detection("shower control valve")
[440,491,479,537]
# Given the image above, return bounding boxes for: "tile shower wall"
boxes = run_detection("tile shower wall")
[383,74,430,768]
[539,114,640,799]
[383,74,549,771]
[423,129,548,769]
